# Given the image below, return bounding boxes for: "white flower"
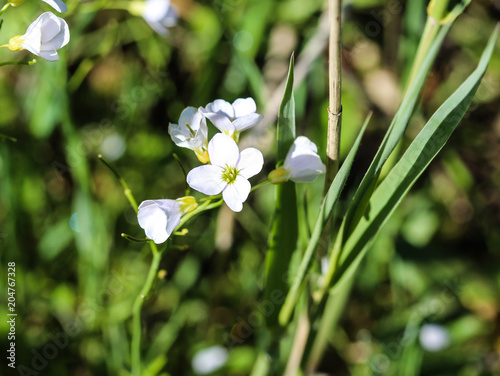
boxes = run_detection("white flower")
[201,97,263,141]
[142,0,177,36]
[268,136,326,184]
[137,197,197,244]
[42,0,67,12]
[187,133,263,212]
[419,324,450,352]
[8,12,70,62]
[169,107,209,163]
[192,346,228,375]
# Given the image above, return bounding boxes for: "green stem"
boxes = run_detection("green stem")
[0,59,37,67]
[0,3,10,16]
[251,179,270,192]
[131,248,163,376]
[98,155,139,212]
[0,133,16,142]
[405,0,451,91]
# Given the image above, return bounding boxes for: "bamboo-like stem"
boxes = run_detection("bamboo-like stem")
[324,0,342,190]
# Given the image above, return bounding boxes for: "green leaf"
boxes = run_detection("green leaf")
[336,26,499,288]
[343,0,470,237]
[278,114,371,326]
[264,54,297,327]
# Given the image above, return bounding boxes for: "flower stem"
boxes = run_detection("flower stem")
[324,0,342,190]
[131,248,164,376]
[98,154,139,212]
[0,59,37,67]
[251,179,270,192]
[0,133,16,142]
[0,3,10,16]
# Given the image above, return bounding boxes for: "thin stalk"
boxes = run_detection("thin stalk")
[0,133,16,142]
[98,155,138,212]
[0,59,37,67]
[324,0,342,189]
[405,0,451,91]
[131,248,163,376]
[0,3,10,15]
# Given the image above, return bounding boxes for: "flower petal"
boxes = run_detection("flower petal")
[232,113,263,131]
[42,0,68,13]
[208,133,240,168]
[222,176,251,212]
[237,147,263,179]
[204,99,234,118]
[178,107,201,131]
[137,201,169,243]
[187,165,226,195]
[232,98,257,117]
[137,199,183,243]
[204,113,235,135]
[287,154,326,182]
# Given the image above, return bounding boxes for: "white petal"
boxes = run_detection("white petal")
[232,113,263,131]
[237,148,263,179]
[137,201,169,243]
[285,136,318,164]
[204,99,234,118]
[204,113,235,135]
[222,176,251,212]
[208,133,239,168]
[287,154,326,182]
[178,107,201,131]
[187,165,226,195]
[42,0,68,12]
[143,0,171,21]
[232,98,257,117]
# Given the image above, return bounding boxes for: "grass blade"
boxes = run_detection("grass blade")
[264,54,298,327]
[337,26,499,287]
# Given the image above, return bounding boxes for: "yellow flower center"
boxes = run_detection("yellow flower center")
[221,165,239,184]
[8,35,25,51]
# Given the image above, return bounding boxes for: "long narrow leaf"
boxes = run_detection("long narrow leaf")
[264,54,298,327]
[337,26,499,286]
[343,1,470,236]
[279,114,371,326]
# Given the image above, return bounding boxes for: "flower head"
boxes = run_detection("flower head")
[268,136,326,184]
[201,98,263,141]
[142,0,177,36]
[187,133,263,212]
[137,196,197,244]
[8,12,70,62]
[169,107,209,163]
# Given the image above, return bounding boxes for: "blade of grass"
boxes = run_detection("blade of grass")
[264,53,298,327]
[343,1,471,238]
[337,25,499,291]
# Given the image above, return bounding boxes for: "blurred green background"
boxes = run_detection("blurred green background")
[0,0,499,375]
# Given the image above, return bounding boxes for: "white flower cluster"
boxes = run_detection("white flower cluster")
[138,97,326,244]
[5,1,69,61]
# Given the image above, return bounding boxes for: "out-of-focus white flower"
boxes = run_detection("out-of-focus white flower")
[142,0,177,36]
[419,323,450,352]
[268,136,326,184]
[192,346,229,375]
[137,197,197,244]
[187,133,263,212]
[201,98,263,141]
[169,107,209,164]
[8,12,70,61]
